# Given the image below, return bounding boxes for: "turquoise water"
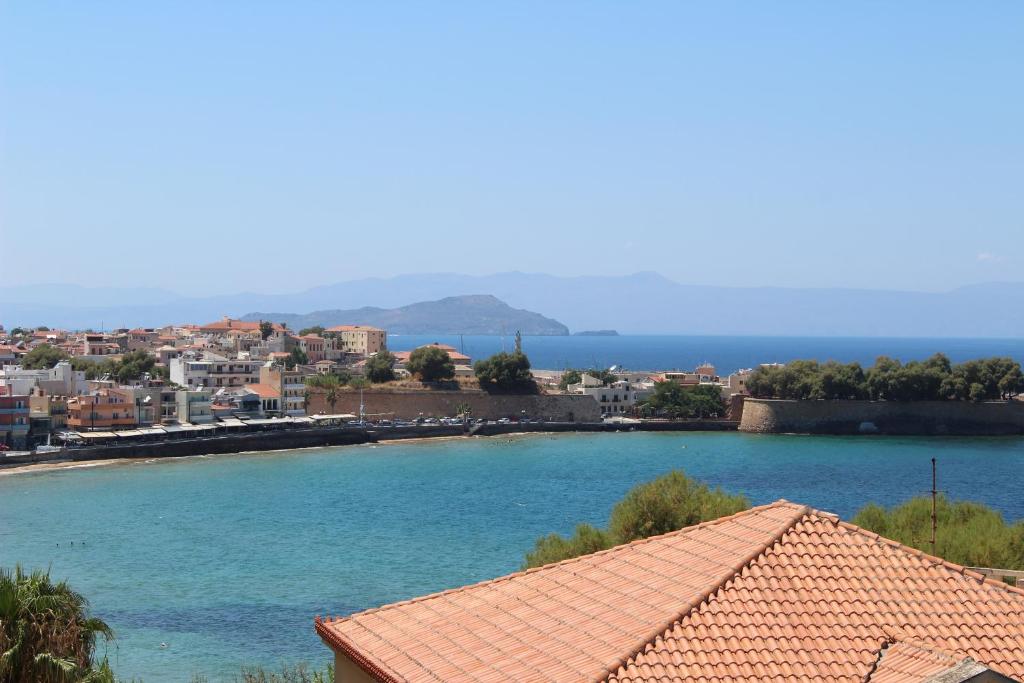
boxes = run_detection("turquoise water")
[2,432,1023,681]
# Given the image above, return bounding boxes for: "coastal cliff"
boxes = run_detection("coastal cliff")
[739,398,1024,435]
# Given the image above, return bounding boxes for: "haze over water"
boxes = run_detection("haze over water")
[390,335,1024,372]
[2,432,1022,681]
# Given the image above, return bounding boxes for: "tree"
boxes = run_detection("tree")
[0,565,114,682]
[365,351,396,383]
[407,346,454,382]
[306,374,343,413]
[523,470,749,568]
[558,370,582,390]
[853,496,1024,570]
[298,326,325,337]
[474,351,535,391]
[285,347,308,369]
[20,345,69,370]
[258,321,274,341]
[639,382,725,419]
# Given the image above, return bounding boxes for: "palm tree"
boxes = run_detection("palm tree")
[0,566,114,683]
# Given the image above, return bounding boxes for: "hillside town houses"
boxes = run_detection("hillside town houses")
[0,320,755,450]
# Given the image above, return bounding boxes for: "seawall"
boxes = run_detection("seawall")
[307,389,603,423]
[739,398,1024,435]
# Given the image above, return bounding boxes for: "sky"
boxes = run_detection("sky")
[1,2,1022,296]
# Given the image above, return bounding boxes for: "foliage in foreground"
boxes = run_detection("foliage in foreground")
[853,495,1024,570]
[189,662,334,683]
[523,470,750,568]
[0,565,114,683]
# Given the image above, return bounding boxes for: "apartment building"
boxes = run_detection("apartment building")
[170,355,262,389]
[324,325,386,356]
[67,391,136,431]
[175,389,213,424]
[259,363,307,416]
[29,393,68,431]
[0,386,30,449]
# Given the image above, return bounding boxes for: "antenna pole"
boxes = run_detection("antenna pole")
[930,457,937,555]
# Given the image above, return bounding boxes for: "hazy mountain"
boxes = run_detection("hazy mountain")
[4,273,1024,337]
[241,295,569,335]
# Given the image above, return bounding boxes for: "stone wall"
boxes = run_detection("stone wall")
[739,398,1024,435]
[307,388,602,422]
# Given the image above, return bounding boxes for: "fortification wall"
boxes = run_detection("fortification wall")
[739,398,1024,435]
[307,389,602,422]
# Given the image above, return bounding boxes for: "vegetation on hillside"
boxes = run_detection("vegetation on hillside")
[0,566,114,683]
[523,471,749,568]
[406,346,455,382]
[853,495,1024,570]
[637,382,725,419]
[19,345,69,370]
[297,326,325,337]
[746,354,1024,401]
[474,351,536,392]
[21,345,169,383]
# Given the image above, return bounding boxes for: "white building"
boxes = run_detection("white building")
[170,354,262,389]
[568,374,652,416]
[0,361,88,397]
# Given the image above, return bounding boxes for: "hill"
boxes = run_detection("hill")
[240,295,569,335]
[6,274,1024,337]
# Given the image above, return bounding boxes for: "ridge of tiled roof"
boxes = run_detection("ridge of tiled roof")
[866,638,980,683]
[316,500,809,683]
[607,508,1024,682]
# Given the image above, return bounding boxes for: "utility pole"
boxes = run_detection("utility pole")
[930,457,938,556]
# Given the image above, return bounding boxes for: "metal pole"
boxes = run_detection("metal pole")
[931,457,937,555]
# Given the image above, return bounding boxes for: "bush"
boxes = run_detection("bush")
[638,383,725,418]
[853,495,1024,570]
[365,351,396,383]
[407,347,454,382]
[474,352,535,391]
[19,344,70,370]
[523,470,749,568]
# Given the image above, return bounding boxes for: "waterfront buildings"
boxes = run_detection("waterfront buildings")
[66,391,136,431]
[317,500,1024,682]
[0,386,30,449]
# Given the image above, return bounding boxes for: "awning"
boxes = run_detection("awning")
[114,430,146,438]
[137,427,167,436]
[218,418,247,427]
[78,431,117,440]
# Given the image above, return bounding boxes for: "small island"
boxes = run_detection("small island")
[574,329,619,336]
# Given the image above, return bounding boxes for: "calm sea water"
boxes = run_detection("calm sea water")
[389,334,1024,372]
[1,432,1023,681]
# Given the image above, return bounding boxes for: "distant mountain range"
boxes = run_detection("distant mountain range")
[241,295,569,335]
[4,272,1024,337]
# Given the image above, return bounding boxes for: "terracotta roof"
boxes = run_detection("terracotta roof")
[200,318,286,333]
[868,640,988,683]
[325,325,384,332]
[316,501,1024,683]
[244,383,279,399]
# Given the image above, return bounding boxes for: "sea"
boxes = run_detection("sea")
[387,334,1024,372]
[3,336,1024,681]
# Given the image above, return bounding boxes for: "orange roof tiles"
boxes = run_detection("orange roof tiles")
[326,325,384,332]
[868,640,983,683]
[315,501,1024,683]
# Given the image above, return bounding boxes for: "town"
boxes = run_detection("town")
[0,318,753,454]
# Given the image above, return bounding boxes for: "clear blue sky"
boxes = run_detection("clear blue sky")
[1,2,1021,295]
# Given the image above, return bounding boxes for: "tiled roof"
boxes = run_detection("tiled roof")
[868,640,986,683]
[244,383,279,399]
[325,325,384,332]
[316,500,1024,683]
